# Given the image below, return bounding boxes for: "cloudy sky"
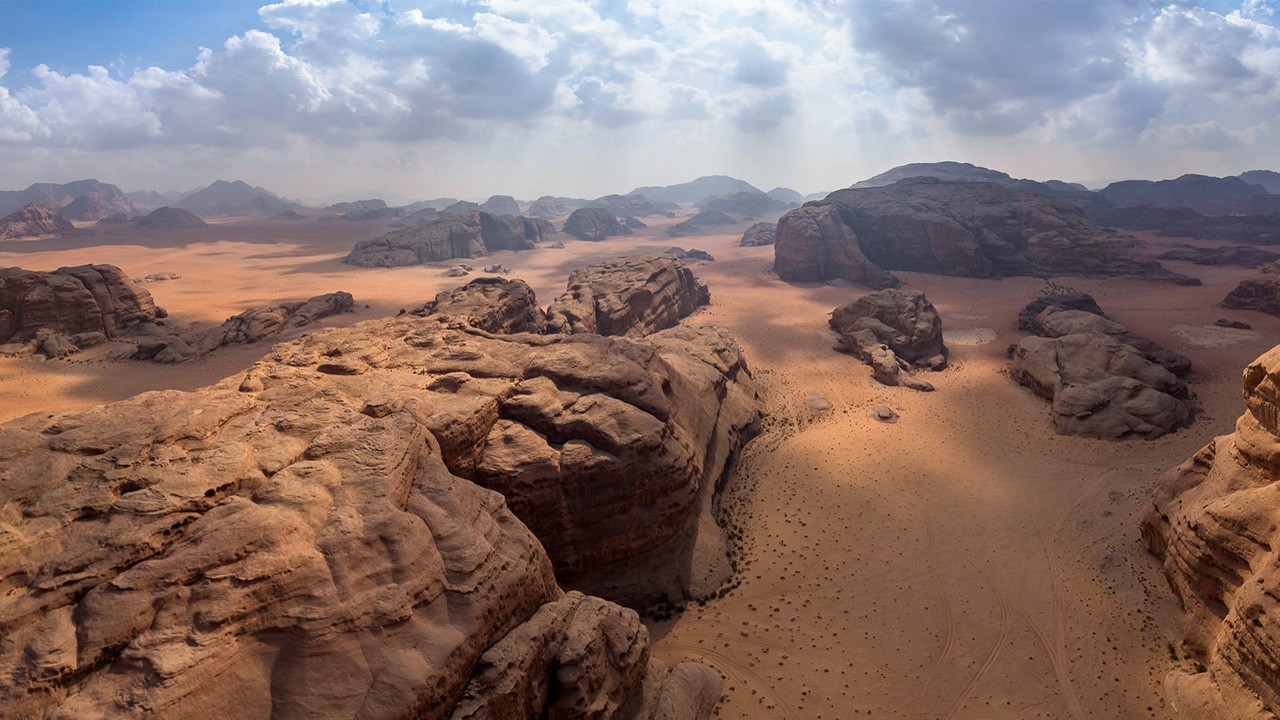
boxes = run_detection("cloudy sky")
[1,0,1279,201]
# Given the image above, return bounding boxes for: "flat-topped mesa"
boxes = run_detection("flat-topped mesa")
[562,207,629,241]
[545,254,710,337]
[0,202,77,240]
[1142,345,1280,718]
[0,272,752,718]
[133,291,356,363]
[343,212,543,267]
[829,289,946,391]
[0,264,159,357]
[1010,292,1195,439]
[773,178,1196,286]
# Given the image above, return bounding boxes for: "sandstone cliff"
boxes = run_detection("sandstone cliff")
[0,269,752,718]
[546,254,710,337]
[344,212,540,267]
[1224,262,1280,316]
[0,264,158,357]
[0,203,78,240]
[563,207,629,241]
[1144,345,1280,718]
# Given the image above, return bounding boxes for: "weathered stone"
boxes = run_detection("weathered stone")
[740,221,776,247]
[344,212,538,267]
[829,289,945,391]
[546,254,710,337]
[563,208,629,241]
[0,203,77,240]
[0,264,157,353]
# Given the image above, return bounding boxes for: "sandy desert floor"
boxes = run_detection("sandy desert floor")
[3,214,1276,719]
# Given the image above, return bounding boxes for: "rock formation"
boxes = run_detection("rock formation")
[628,176,762,205]
[698,191,790,216]
[667,210,735,238]
[0,179,134,218]
[133,292,355,363]
[344,212,539,267]
[478,195,521,216]
[1143,344,1280,718]
[665,247,714,262]
[526,196,586,219]
[0,262,756,718]
[0,264,158,357]
[341,207,406,221]
[829,289,946,391]
[327,199,387,214]
[1224,262,1280,316]
[409,277,546,334]
[546,254,710,336]
[740,221,776,246]
[1158,245,1279,267]
[1011,293,1195,439]
[134,206,207,230]
[1099,174,1272,216]
[588,194,674,218]
[563,207,629,241]
[773,179,1195,285]
[173,180,296,217]
[441,200,482,217]
[0,203,78,240]
[624,217,647,229]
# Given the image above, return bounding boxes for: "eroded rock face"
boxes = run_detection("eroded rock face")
[134,291,355,363]
[0,275,749,718]
[1143,345,1280,717]
[0,203,77,240]
[740,221,776,247]
[1159,245,1279,268]
[829,289,946,391]
[563,207,629,241]
[1011,294,1195,439]
[1224,262,1280,316]
[773,179,1194,285]
[412,277,546,334]
[0,264,158,355]
[546,254,710,337]
[344,212,538,267]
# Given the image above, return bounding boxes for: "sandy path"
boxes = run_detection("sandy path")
[3,216,1278,718]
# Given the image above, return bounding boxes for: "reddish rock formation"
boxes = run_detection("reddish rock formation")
[0,203,77,240]
[740,221,776,247]
[134,291,355,363]
[563,207,629,241]
[0,264,158,356]
[698,191,789,216]
[773,179,1195,285]
[545,254,710,337]
[411,277,546,334]
[1143,345,1280,717]
[134,206,207,230]
[0,268,755,717]
[829,289,946,391]
[344,212,539,267]
[1224,262,1280,316]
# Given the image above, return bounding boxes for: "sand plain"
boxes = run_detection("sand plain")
[2,212,1276,719]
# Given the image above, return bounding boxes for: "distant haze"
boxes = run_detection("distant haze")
[0,0,1278,200]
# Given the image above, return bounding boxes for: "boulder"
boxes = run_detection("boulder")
[829,289,946,391]
[1142,345,1280,717]
[0,264,158,356]
[740,221,776,247]
[134,291,355,363]
[546,254,710,337]
[773,179,1195,285]
[1010,295,1195,439]
[0,203,77,240]
[344,212,537,267]
[563,207,629,241]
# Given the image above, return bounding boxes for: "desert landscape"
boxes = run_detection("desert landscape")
[5,1,1280,718]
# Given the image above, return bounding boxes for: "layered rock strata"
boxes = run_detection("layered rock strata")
[1143,345,1280,718]
[0,268,752,717]
[773,178,1194,285]
[0,264,158,357]
[545,254,710,337]
[1011,294,1195,439]
[0,203,77,240]
[344,212,542,267]
[829,289,946,391]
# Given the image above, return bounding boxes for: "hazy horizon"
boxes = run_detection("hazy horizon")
[2,0,1279,200]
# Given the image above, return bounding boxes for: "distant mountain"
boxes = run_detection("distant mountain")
[401,198,459,212]
[135,206,207,230]
[173,180,296,217]
[61,194,124,222]
[525,196,588,219]
[698,191,791,216]
[766,187,805,204]
[1099,174,1269,216]
[127,189,188,209]
[0,203,78,240]
[327,199,387,214]
[1240,170,1280,194]
[628,175,763,204]
[0,179,134,218]
[588,194,676,217]
[852,161,1016,188]
[478,195,520,216]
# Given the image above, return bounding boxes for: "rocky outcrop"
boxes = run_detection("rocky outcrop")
[546,254,710,337]
[1158,245,1279,267]
[1099,174,1271,216]
[698,191,790,216]
[0,264,158,356]
[478,195,521,216]
[1011,294,1195,439]
[526,196,587,219]
[173,180,295,217]
[1142,345,1280,718]
[563,207,629,241]
[773,179,1195,285]
[497,215,555,244]
[774,204,900,289]
[134,206,207,230]
[0,268,756,718]
[392,207,442,228]
[344,212,539,267]
[829,289,946,391]
[589,194,675,218]
[1224,262,1280,316]
[0,203,77,240]
[668,210,735,238]
[133,291,355,363]
[629,176,762,205]
[410,278,546,334]
[0,179,134,218]
[442,200,482,217]
[327,199,388,214]
[740,221,776,246]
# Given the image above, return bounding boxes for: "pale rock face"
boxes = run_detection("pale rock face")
[545,254,710,337]
[773,203,899,289]
[0,203,77,240]
[1144,344,1280,718]
[0,264,157,355]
